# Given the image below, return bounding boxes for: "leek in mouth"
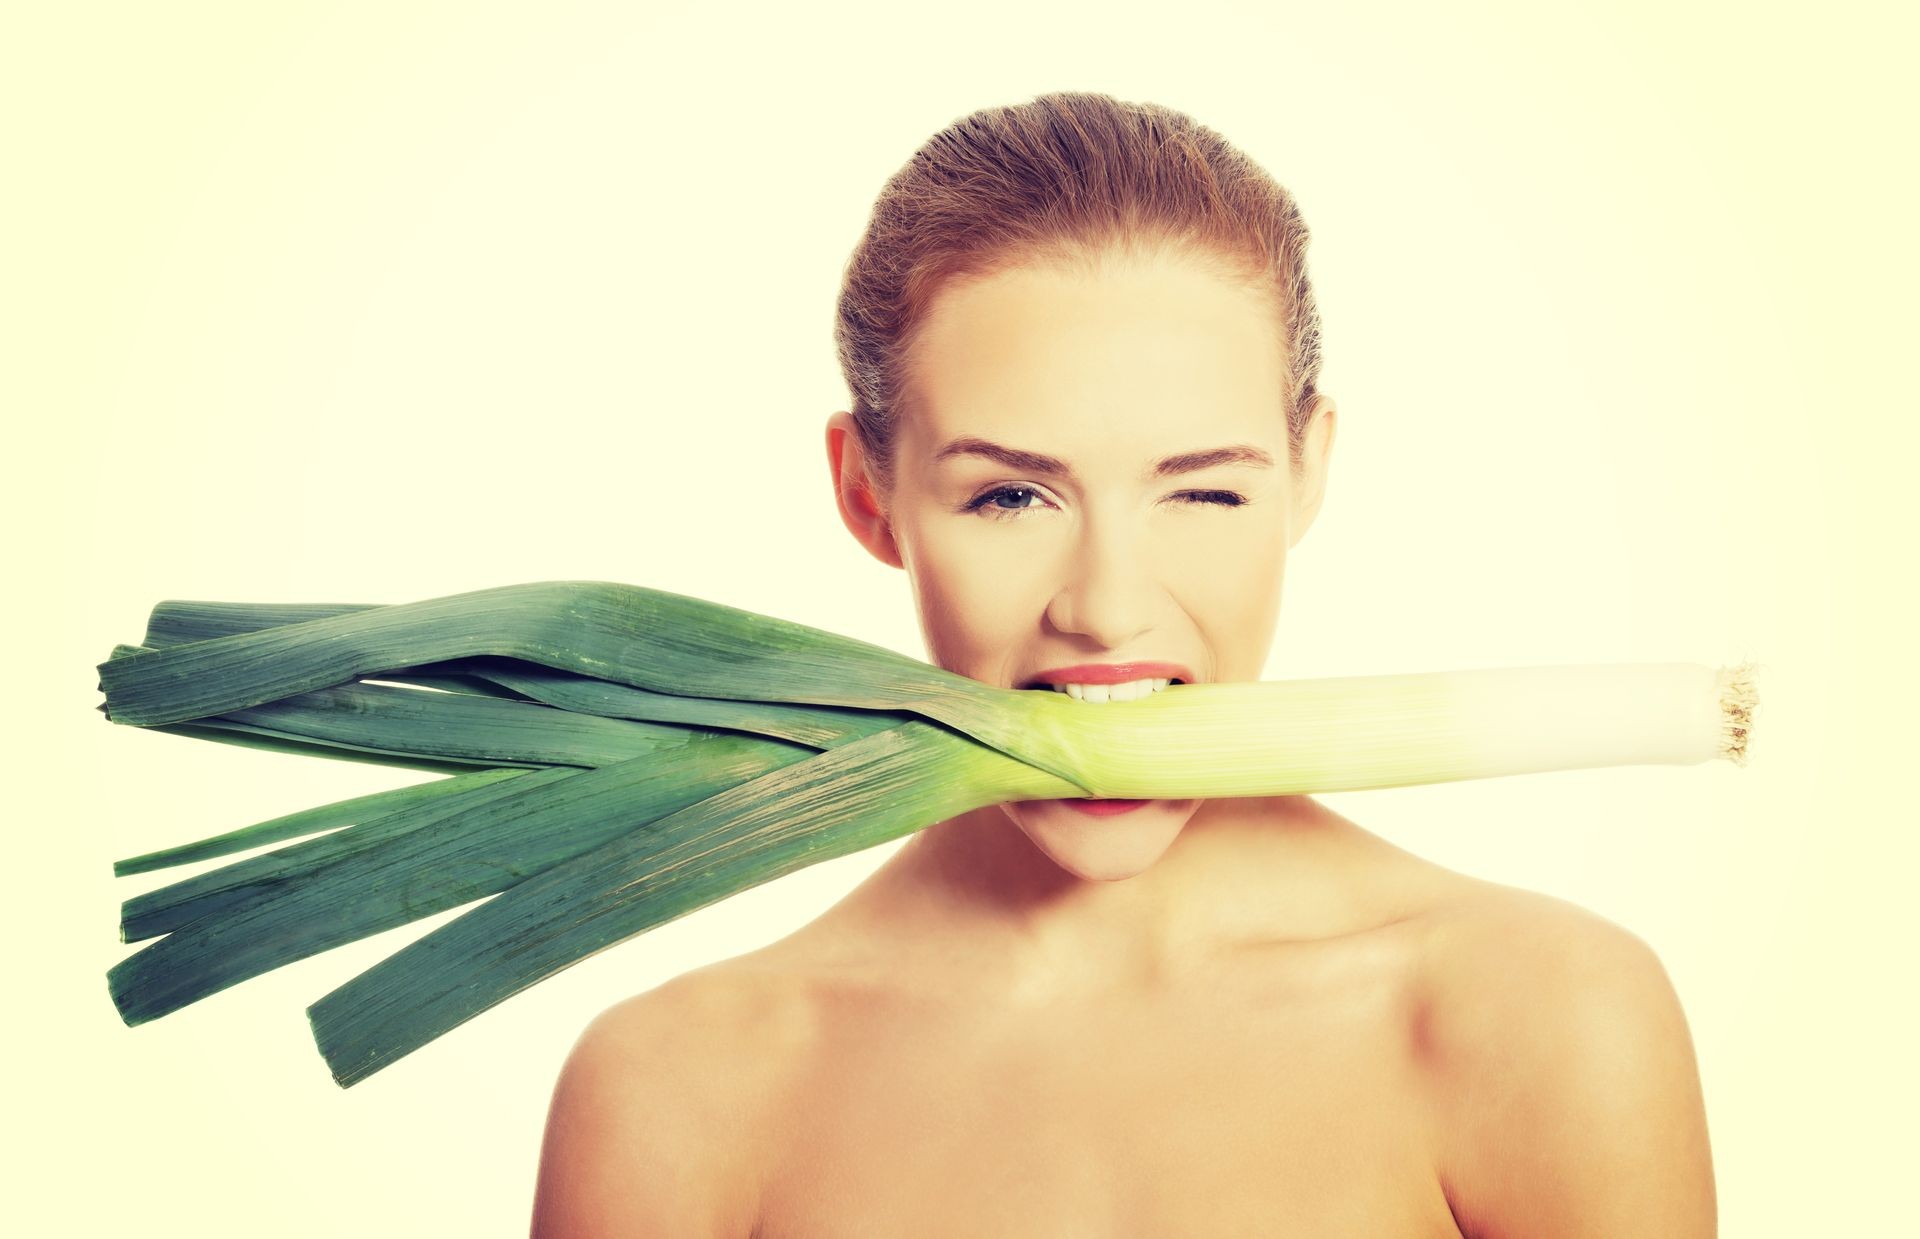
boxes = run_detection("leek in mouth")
[96,580,1757,1086]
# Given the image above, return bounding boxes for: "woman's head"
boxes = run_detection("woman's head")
[825,92,1337,880]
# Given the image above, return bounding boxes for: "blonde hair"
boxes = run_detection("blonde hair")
[833,90,1325,503]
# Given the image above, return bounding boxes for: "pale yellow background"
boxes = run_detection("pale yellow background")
[8,1,1913,1233]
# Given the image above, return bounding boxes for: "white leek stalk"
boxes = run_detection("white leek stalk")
[1001,661,1757,800]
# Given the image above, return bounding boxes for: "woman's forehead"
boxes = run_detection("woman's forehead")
[907,262,1286,413]
[903,342,1287,463]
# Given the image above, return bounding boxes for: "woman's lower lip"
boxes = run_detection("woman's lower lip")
[1054,798,1151,815]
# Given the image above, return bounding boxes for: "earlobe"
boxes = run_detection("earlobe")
[825,413,904,570]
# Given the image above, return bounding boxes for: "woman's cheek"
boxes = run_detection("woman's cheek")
[1155,516,1289,675]
[901,520,1037,674]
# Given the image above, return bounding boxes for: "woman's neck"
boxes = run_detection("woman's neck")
[861,794,1432,1003]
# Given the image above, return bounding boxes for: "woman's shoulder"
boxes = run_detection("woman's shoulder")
[1317,843,1693,1076]
[1331,828,1681,1010]
[1405,879,1689,1060]
[534,957,821,1235]
[572,952,824,1079]
[1403,882,1715,1232]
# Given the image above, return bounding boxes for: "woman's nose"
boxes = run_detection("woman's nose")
[1042,518,1158,649]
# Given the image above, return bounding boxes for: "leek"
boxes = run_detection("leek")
[95,580,1757,1086]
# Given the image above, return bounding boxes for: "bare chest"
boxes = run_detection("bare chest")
[749,963,1463,1238]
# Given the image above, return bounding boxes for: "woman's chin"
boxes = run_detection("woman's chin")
[1006,798,1200,881]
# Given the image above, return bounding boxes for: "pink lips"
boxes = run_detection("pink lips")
[1024,661,1193,688]
[1057,798,1151,815]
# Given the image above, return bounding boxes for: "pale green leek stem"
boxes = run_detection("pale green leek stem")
[999,661,1758,801]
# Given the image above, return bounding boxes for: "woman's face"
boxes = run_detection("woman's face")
[827,245,1335,880]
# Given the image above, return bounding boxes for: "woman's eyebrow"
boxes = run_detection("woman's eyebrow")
[933,436,1274,481]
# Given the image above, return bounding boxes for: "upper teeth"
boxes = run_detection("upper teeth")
[1051,677,1172,702]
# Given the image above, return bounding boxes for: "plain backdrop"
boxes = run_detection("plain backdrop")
[8,1,1914,1233]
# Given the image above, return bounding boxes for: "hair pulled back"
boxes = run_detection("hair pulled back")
[833,90,1325,505]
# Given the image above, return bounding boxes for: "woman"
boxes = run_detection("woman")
[532,92,1716,1237]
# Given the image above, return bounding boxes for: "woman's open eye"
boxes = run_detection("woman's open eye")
[962,485,1050,518]
[961,486,1247,521]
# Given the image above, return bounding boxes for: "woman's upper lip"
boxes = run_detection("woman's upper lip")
[1021,662,1195,687]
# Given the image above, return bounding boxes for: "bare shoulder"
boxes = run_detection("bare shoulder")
[1413,884,1683,1030]
[531,960,818,1239]
[1409,886,1716,1236]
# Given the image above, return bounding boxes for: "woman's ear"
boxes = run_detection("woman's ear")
[825,412,904,570]
[1288,394,1337,548]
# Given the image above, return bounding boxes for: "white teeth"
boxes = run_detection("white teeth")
[1051,677,1172,703]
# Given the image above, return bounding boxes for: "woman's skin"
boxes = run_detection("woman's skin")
[531,246,1717,1238]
